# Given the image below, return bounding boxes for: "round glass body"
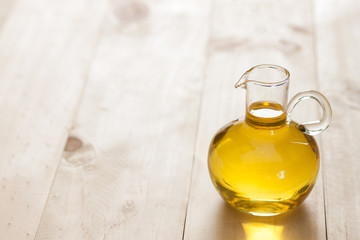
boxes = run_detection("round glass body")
[208,106,319,216]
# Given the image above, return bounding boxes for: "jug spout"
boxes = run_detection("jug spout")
[234,72,248,89]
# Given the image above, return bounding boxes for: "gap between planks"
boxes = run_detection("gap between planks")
[310,0,329,238]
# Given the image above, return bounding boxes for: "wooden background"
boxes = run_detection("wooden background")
[0,0,359,239]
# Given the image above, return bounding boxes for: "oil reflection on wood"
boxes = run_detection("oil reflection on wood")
[213,202,322,240]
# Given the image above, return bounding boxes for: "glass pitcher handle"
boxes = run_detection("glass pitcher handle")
[287,90,332,136]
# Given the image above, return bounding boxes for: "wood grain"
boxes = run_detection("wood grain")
[0,0,109,239]
[315,0,360,239]
[183,0,327,239]
[35,0,212,239]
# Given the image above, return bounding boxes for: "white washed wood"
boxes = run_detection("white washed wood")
[35,0,211,239]
[0,0,15,31]
[183,0,327,239]
[0,0,109,239]
[315,0,360,239]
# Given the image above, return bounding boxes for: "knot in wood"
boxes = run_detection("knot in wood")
[115,1,149,24]
[62,136,96,168]
[64,136,83,152]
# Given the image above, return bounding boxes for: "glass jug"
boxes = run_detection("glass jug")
[208,64,332,216]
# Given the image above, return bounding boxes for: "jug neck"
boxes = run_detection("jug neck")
[236,64,290,128]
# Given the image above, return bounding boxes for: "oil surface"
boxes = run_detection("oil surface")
[208,101,319,216]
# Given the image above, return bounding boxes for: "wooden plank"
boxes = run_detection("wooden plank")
[183,0,327,239]
[0,0,109,239]
[315,0,360,239]
[35,0,211,239]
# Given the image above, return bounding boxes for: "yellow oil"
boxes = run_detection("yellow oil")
[208,101,319,216]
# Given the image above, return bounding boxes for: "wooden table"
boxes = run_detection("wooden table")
[0,0,359,239]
